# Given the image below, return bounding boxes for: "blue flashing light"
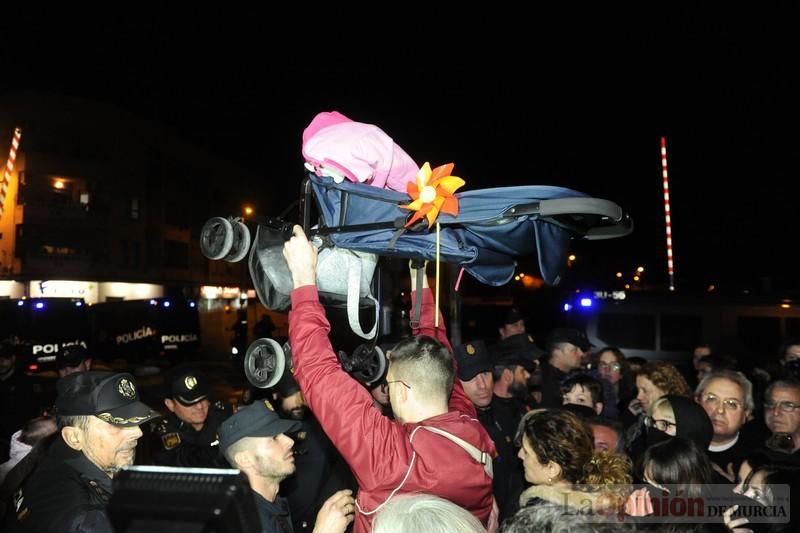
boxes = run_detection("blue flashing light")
[75,301,83,307]
[17,300,24,307]
[149,299,158,306]
[563,303,572,312]
[34,302,45,310]
[163,301,171,308]
[189,301,196,308]
[580,298,593,308]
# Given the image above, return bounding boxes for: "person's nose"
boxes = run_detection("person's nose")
[126,425,143,439]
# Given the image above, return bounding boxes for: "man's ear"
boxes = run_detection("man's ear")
[595,402,604,415]
[164,398,176,413]
[502,368,514,384]
[61,426,84,451]
[233,449,252,470]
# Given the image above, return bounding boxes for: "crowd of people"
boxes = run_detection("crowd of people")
[2,224,800,532]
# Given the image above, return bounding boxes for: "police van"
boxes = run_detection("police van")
[91,297,200,367]
[0,297,199,372]
[563,291,800,367]
[0,297,91,372]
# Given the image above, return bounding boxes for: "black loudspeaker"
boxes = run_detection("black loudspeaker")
[108,466,261,533]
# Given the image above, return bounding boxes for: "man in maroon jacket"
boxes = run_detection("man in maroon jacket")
[283,226,497,533]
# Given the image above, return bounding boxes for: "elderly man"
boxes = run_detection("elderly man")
[15,371,158,533]
[151,365,233,467]
[219,399,355,533]
[283,227,496,532]
[695,369,754,477]
[764,378,800,454]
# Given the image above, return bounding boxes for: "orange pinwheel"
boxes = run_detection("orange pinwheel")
[400,162,465,228]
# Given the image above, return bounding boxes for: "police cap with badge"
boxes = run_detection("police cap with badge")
[493,333,544,371]
[166,366,210,405]
[453,340,494,381]
[55,371,159,426]
[219,400,302,451]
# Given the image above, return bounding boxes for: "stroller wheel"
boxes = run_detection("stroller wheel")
[224,221,251,263]
[243,338,286,389]
[340,345,387,387]
[200,217,234,260]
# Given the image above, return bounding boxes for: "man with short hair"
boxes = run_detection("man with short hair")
[220,400,355,533]
[15,371,158,532]
[283,228,496,532]
[539,328,591,408]
[764,378,800,454]
[454,340,525,522]
[695,369,754,476]
[151,366,232,467]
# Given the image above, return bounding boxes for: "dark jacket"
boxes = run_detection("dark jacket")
[477,395,526,523]
[150,401,233,467]
[253,493,293,533]
[289,286,496,532]
[16,438,113,533]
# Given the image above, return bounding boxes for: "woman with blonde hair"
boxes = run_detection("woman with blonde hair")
[515,409,632,513]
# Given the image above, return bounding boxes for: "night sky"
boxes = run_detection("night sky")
[3,7,798,294]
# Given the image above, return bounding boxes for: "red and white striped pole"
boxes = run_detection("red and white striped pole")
[660,136,675,291]
[0,128,23,218]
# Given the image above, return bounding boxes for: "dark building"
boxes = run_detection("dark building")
[0,92,267,357]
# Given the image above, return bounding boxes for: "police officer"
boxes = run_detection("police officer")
[151,365,233,467]
[273,372,356,532]
[15,371,158,533]
[453,340,526,523]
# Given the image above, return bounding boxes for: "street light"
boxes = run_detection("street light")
[243,206,254,217]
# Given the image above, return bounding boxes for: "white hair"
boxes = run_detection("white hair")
[372,494,484,533]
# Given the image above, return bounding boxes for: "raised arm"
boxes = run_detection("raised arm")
[408,262,475,418]
[284,227,409,489]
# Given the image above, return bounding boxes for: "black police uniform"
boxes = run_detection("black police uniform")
[16,439,113,533]
[253,493,294,533]
[279,414,356,532]
[151,400,233,468]
[477,395,526,523]
[14,371,158,533]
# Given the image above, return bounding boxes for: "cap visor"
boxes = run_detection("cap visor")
[251,418,303,438]
[97,401,160,427]
[459,364,493,381]
[176,394,208,406]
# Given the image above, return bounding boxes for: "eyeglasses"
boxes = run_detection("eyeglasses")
[764,400,800,413]
[699,393,743,412]
[597,362,621,372]
[385,379,411,390]
[643,415,677,432]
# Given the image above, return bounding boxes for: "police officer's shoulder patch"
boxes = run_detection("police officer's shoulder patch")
[161,432,181,450]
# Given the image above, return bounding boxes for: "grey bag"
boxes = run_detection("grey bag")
[249,224,379,339]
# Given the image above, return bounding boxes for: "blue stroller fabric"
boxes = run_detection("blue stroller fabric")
[308,174,631,286]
